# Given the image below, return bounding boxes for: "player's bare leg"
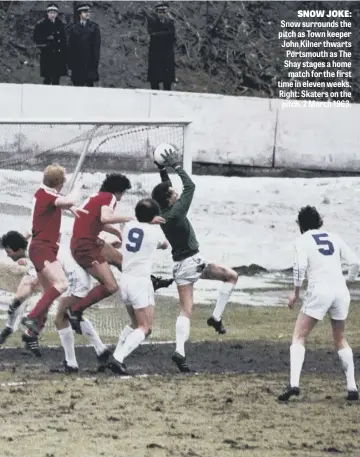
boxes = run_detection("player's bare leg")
[201,263,238,334]
[101,242,123,270]
[278,312,318,401]
[21,260,68,335]
[331,319,358,400]
[67,261,118,332]
[110,305,154,375]
[0,275,38,344]
[172,283,193,372]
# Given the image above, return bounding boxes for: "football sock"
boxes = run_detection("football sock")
[80,318,107,356]
[289,343,305,388]
[114,328,145,363]
[6,298,23,330]
[9,298,22,314]
[71,285,112,313]
[58,325,78,368]
[175,315,190,357]
[28,286,61,320]
[212,282,235,321]
[338,347,357,391]
[118,325,134,347]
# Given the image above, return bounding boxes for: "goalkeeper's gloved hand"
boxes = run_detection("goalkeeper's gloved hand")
[161,149,180,169]
[154,160,165,170]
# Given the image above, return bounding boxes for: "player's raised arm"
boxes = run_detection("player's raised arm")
[160,150,195,219]
[54,192,77,209]
[338,236,360,283]
[102,224,122,242]
[54,179,83,210]
[155,160,172,185]
[100,205,134,225]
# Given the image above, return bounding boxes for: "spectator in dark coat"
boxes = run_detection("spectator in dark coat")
[33,3,67,85]
[67,3,101,87]
[147,2,176,91]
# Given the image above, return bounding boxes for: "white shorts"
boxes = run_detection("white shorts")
[120,273,155,310]
[173,253,207,286]
[64,266,91,298]
[301,284,350,321]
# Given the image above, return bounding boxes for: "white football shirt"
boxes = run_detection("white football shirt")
[293,229,360,287]
[121,220,164,277]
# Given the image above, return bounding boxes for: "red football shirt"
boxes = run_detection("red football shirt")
[31,185,61,245]
[72,192,117,242]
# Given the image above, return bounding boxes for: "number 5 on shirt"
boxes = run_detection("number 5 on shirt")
[312,233,334,256]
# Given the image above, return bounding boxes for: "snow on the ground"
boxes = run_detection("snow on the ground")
[1,169,360,304]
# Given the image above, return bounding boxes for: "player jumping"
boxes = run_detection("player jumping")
[66,173,134,330]
[20,164,85,347]
[278,206,360,402]
[151,149,238,372]
[108,198,168,374]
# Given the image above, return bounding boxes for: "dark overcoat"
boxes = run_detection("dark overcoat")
[147,16,176,83]
[67,21,101,82]
[33,17,67,78]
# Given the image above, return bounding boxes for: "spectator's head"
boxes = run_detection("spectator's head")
[1,231,28,261]
[155,2,169,22]
[46,3,59,21]
[100,173,131,201]
[135,198,160,223]
[77,3,91,21]
[296,206,323,233]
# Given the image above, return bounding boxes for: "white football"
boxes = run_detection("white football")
[153,143,175,165]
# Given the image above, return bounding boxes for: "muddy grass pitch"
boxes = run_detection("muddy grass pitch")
[0,339,355,378]
[1,339,359,457]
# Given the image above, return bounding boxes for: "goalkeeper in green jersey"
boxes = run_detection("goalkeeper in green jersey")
[152,149,238,372]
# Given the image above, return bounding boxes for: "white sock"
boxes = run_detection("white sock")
[6,310,19,330]
[58,326,78,368]
[212,282,235,321]
[114,328,145,363]
[80,319,107,356]
[290,343,305,388]
[338,347,357,391]
[175,316,190,357]
[118,325,134,347]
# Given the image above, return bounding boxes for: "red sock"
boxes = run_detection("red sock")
[71,285,112,313]
[28,286,61,320]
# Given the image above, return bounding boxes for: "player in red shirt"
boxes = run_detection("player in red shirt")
[21,164,85,348]
[67,173,133,334]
